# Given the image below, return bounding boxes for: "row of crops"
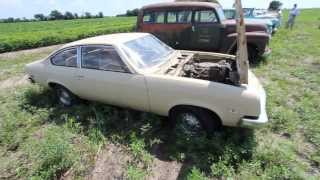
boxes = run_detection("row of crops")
[0,17,136,53]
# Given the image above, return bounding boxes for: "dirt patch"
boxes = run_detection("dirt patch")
[0,75,29,90]
[0,45,62,60]
[87,142,183,180]
[89,143,131,180]
[147,159,182,180]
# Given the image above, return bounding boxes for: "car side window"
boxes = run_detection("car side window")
[51,48,77,67]
[81,46,128,73]
[194,10,218,23]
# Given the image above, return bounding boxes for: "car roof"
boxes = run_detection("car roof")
[61,33,150,48]
[142,2,221,10]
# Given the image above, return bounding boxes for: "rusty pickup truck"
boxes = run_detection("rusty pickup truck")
[137,2,271,61]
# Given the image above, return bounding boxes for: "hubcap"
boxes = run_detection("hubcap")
[59,89,71,106]
[177,113,202,136]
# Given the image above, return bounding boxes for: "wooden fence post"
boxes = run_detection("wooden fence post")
[235,0,249,84]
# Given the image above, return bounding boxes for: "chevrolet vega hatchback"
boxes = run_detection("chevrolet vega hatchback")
[26,33,268,135]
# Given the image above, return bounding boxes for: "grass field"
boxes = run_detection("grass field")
[0,17,136,53]
[0,9,320,179]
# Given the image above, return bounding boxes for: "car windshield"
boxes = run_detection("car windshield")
[121,35,174,69]
[216,7,226,21]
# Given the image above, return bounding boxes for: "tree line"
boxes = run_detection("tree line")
[116,9,139,17]
[0,10,104,23]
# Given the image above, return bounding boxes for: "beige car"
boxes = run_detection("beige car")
[25,33,268,134]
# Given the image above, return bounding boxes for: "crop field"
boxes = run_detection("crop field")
[0,9,320,179]
[0,17,136,53]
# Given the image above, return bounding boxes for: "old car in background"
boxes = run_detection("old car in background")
[244,8,281,33]
[224,9,274,35]
[137,2,271,62]
[25,33,268,135]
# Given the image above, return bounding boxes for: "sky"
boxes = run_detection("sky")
[0,0,319,19]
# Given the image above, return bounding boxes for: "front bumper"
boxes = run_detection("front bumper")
[240,84,269,128]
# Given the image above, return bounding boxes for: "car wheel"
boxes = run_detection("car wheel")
[248,46,259,63]
[231,46,258,63]
[55,86,77,107]
[170,107,220,137]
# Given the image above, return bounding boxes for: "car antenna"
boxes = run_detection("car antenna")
[235,0,249,84]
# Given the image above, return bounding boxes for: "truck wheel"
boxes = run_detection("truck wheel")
[248,46,259,63]
[231,45,258,63]
[55,85,77,107]
[170,107,220,137]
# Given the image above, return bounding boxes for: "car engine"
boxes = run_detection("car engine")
[182,60,240,86]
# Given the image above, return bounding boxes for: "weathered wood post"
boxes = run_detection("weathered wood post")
[235,0,249,84]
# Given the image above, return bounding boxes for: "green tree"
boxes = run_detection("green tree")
[74,13,79,19]
[268,1,283,11]
[126,8,139,16]
[34,14,46,21]
[84,12,92,19]
[98,12,104,18]
[64,11,74,19]
[5,17,14,23]
[49,10,64,20]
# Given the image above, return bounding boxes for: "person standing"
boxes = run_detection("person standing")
[286,4,300,29]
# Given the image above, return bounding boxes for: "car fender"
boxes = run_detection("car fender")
[225,32,270,55]
[145,75,249,126]
[167,99,226,125]
[46,79,74,93]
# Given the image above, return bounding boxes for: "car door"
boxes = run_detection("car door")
[191,9,223,51]
[75,45,149,111]
[47,47,81,94]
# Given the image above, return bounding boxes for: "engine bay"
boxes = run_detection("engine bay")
[164,51,241,86]
[181,59,240,86]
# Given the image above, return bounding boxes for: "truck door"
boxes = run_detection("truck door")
[191,9,223,51]
[141,11,170,45]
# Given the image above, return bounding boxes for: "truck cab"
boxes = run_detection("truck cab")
[137,2,271,61]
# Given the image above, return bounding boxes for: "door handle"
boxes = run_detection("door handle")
[75,75,84,80]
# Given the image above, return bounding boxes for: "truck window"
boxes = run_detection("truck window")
[178,11,192,23]
[143,12,152,23]
[167,12,177,23]
[143,11,165,24]
[167,11,192,23]
[195,10,218,23]
[154,12,165,23]
[216,7,226,21]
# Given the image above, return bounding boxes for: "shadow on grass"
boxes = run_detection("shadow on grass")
[20,87,256,178]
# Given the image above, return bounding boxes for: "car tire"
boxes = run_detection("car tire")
[231,45,259,63]
[170,107,220,137]
[55,85,77,107]
[248,46,259,63]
